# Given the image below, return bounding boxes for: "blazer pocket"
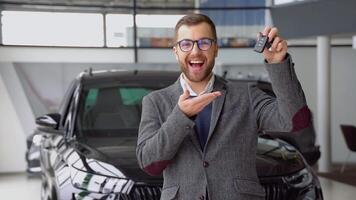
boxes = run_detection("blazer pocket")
[161,185,179,200]
[234,179,265,197]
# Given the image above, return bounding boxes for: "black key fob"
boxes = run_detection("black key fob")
[254,34,272,53]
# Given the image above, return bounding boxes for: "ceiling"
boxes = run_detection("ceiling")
[271,0,356,39]
[0,0,195,8]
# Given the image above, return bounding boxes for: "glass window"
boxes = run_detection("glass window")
[119,88,151,105]
[200,0,266,7]
[84,89,99,112]
[136,0,194,8]
[202,10,265,47]
[79,86,152,133]
[136,14,185,47]
[274,0,306,5]
[1,11,104,47]
[105,14,134,47]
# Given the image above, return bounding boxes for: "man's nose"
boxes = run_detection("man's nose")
[190,42,201,54]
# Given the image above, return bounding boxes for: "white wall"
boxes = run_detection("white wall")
[0,70,27,172]
[289,47,356,163]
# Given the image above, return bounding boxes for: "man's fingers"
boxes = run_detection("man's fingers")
[179,91,221,117]
[179,89,190,101]
[191,91,221,105]
[262,26,271,36]
[276,42,284,52]
[271,36,282,51]
[268,27,278,43]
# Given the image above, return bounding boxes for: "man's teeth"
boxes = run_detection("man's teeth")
[191,61,203,63]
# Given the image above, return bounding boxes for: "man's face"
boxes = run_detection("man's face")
[173,22,218,83]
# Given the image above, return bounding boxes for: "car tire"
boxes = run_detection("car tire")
[41,178,50,200]
[41,175,58,200]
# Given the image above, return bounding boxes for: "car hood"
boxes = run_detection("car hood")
[75,136,162,183]
[75,135,305,182]
[256,137,305,177]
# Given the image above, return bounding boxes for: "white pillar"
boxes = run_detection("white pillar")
[265,0,273,27]
[194,0,200,14]
[317,36,332,172]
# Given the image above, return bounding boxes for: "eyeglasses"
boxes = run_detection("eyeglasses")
[176,38,216,52]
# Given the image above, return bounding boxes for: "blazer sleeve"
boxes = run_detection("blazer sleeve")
[136,94,195,176]
[249,54,311,132]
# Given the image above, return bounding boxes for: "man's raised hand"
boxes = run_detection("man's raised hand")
[261,26,288,64]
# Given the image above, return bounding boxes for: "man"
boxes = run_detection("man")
[136,14,310,200]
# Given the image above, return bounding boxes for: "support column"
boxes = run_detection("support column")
[265,0,273,27]
[317,36,332,172]
[194,0,200,14]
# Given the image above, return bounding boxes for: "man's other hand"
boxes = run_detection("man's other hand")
[178,89,221,117]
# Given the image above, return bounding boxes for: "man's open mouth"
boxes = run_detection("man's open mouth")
[188,60,205,72]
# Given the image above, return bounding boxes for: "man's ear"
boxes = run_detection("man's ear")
[173,46,179,60]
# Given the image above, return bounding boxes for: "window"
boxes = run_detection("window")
[105,14,134,47]
[1,11,104,47]
[135,14,185,47]
[0,1,269,48]
[203,10,265,47]
[274,0,309,5]
[80,86,152,133]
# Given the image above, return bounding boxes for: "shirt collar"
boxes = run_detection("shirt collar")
[179,73,215,96]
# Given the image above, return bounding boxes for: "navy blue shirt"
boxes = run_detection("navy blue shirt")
[194,103,213,150]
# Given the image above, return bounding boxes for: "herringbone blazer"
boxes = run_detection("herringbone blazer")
[136,55,310,200]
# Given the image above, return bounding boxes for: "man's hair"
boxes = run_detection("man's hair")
[174,13,217,42]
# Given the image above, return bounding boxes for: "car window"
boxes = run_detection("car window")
[77,86,152,137]
[120,88,150,106]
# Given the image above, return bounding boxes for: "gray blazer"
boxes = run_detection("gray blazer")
[136,55,310,200]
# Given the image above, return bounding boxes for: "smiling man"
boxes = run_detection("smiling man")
[136,14,311,200]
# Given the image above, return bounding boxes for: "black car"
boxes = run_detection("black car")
[35,70,323,200]
[25,131,42,175]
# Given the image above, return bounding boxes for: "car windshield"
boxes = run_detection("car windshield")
[76,85,153,137]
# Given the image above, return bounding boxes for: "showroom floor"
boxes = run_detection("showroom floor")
[1,173,356,200]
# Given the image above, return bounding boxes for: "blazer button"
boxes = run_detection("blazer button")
[203,161,209,168]
[185,125,191,130]
[199,195,205,200]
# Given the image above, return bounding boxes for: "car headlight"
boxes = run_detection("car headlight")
[70,165,134,194]
[283,168,313,188]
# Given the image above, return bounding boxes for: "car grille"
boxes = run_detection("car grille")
[118,185,162,200]
[263,183,288,200]
[119,184,290,200]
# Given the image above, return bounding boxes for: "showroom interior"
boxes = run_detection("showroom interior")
[1,0,356,199]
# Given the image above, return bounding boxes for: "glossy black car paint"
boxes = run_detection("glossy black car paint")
[26,131,42,175]
[36,70,323,200]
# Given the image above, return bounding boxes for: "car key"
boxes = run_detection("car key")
[254,33,272,53]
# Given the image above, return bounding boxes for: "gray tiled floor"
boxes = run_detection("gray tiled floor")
[0,173,41,200]
[1,173,356,200]
[318,177,356,200]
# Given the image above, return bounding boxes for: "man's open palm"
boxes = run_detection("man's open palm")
[178,89,221,117]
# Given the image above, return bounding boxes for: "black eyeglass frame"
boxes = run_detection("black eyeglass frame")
[175,38,217,52]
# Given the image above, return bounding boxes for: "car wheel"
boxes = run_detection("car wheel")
[41,178,51,200]
[51,186,58,200]
[41,176,57,200]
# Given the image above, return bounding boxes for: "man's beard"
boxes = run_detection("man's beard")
[179,60,214,83]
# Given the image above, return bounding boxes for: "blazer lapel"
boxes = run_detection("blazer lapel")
[169,79,203,153]
[205,76,227,147]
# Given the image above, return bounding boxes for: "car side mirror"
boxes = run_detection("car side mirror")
[36,113,61,131]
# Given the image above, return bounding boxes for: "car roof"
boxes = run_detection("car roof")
[75,69,273,94]
[78,70,181,88]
